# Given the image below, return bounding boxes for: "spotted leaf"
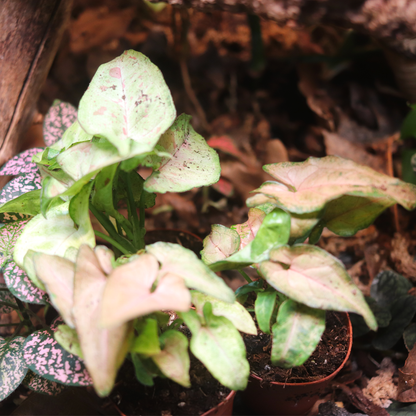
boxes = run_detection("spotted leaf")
[0,336,28,400]
[0,172,42,205]
[43,100,77,147]
[0,148,43,176]
[23,327,92,386]
[0,220,29,268]
[22,370,66,396]
[144,114,220,193]
[78,50,176,157]
[0,190,41,223]
[0,290,17,313]
[3,261,48,305]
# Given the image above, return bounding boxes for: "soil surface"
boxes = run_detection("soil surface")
[111,357,231,415]
[244,312,350,384]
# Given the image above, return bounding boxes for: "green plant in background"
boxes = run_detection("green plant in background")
[201,156,416,368]
[0,50,255,400]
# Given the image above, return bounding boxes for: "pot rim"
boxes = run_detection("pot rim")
[201,389,236,416]
[249,312,353,387]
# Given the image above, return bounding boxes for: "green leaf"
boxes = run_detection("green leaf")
[248,156,416,213]
[72,245,132,396]
[372,295,416,350]
[191,291,257,335]
[201,225,240,265]
[371,270,413,309]
[54,325,83,358]
[271,300,326,368]
[100,253,191,328]
[288,211,322,242]
[152,330,190,387]
[402,149,416,185]
[207,208,291,272]
[259,244,377,330]
[32,253,75,327]
[14,200,95,285]
[255,290,277,334]
[146,242,235,303]
[144,114,220,193]
[22,370,66,396]
[78,50,176,157]
[131,318,161,357]
[0,190,41,222]
[0,336,28,401]
[131,353,155,386]
[68,181,94,227]
[49,120,93,154]
[401,105,416,140]
[23,325,92,387]
[181,304,250,391]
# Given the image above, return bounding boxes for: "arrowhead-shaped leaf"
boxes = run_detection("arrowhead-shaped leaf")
[151,330,191,387]
[181,304,249,391]
[100,253,191,328]
[72,245,131,396]
[78,50,176,157]
[144,114,220,193]
[259,244,377,330]
[248,156,416,214]
[191,291,257,335]
[0,336,28,400]
[0,148,43,176]
[0,172,42,205]
[271,300,326,368]
[32,253,76,327]
[146,242,235,303]
[14,199,95,285]
[201,225,240,265]
[23,326,92,386]
[22,370,66,396]
[3,261,48,304]
[43,100,77,146]
[231,208,266,249]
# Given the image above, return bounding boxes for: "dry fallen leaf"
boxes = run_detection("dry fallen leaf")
[398,343,416,402]
[391,233,416,281]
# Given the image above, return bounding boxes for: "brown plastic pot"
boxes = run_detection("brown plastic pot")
[202,390,236,416]
[242,313,353,415]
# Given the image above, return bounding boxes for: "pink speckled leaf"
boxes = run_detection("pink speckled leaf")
[78,50,176,157]
[231,208,266,250]
[23,370,66,396]
[144,114,220,193]
[0,290,17,313]
[3,261,49,305]
[0,336,28,400]
[43,100,77,147]
[0,173,42,205]
[22,326,92,387]
[0,148,43,176]
[0,220,29,268]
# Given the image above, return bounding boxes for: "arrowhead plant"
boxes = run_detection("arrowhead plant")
[202,156,416,369]
[0,50,253,399]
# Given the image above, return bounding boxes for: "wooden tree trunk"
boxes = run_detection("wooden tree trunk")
[0,0,72,167]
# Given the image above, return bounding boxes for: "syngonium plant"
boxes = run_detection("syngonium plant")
[0,50,255,400]
[201,156,416,368]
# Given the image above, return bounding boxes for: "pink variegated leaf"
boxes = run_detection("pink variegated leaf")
[0,289,17,313]
[0,148,43,176]
[231,208,266,250]
[0,172,42,205]
[207,135,246,160]
[43,100,77,146]
[3,261,49,305]
[0,336,28,401]
[212,178,234,197]
[22,324,93,387]
[0,220,29,269]
[22,370,66,396]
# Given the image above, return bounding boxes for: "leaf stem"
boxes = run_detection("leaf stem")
[94,231,131,255]
[0,323,20,327]
[239,269,253,284]
[125,172,142,250]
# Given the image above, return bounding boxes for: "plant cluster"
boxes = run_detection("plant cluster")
[0,50,415,402]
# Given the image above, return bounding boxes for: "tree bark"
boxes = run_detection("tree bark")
[0,0,72,166]
[156,0,416,57]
